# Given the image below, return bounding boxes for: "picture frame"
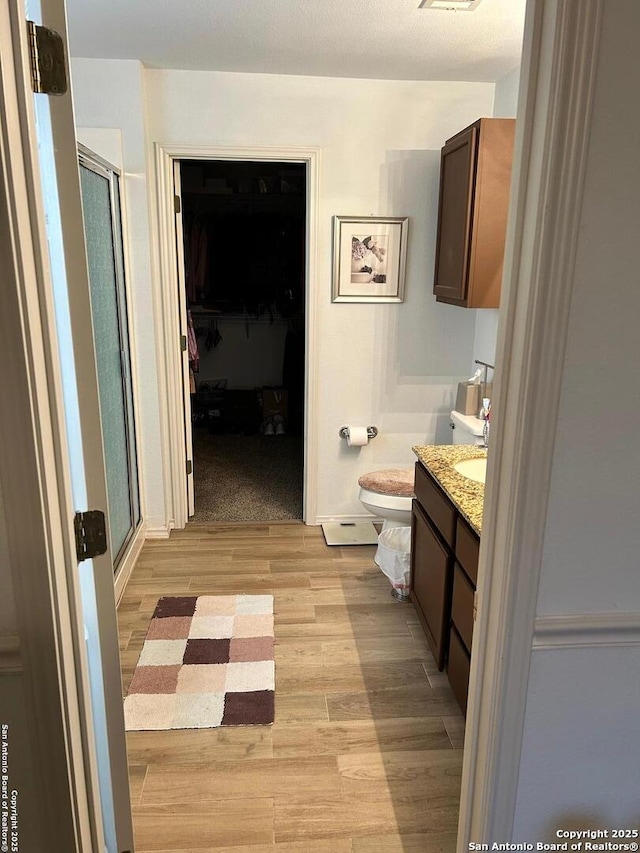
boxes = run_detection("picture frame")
[332,215,409,303]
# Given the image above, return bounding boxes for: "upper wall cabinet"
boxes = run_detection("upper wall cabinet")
[433,118,515,309]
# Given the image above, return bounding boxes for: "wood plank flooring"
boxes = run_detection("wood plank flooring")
[117,522,464,852]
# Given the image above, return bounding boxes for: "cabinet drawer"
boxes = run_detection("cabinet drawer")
[410,500,453,671]
[414,462,456,548]
[447,626,470,715]
[451,563,474,653]
[456,516,480,585]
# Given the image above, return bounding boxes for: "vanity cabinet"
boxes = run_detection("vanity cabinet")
[448,520,479,714]
[410,462,456,670]
[411,501,453,670]
[410,462,481,714]
[433,117,515,309]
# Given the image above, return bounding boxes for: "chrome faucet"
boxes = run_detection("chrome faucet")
[480,397,491,448]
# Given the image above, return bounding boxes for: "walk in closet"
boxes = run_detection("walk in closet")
[177,159,306,522]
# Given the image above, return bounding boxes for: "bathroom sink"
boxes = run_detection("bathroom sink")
[453,457,487,485]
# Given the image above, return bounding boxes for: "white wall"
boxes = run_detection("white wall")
[195,318,288,388]
[513,1,640,835]
[77,127,123,170]
[70,61,495,522]
[144,69,494,519]
[71,59,167,531]
[493,64,521,118]
[471,308,500,374]
[471,64,521,376]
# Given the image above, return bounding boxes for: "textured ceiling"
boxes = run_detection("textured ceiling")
[65,0,526,82]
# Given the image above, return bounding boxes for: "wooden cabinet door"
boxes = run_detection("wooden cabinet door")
[451,563,475,653]
[410,500,454,670]
[433,123,478,304]
[447,626,471,715]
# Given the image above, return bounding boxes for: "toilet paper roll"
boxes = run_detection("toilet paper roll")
[346,426,369,447]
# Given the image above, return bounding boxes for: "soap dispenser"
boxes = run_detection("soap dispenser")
[479,398,491,448]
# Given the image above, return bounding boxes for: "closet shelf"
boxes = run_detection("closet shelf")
[190,309,302,325]
[183,188,303,198]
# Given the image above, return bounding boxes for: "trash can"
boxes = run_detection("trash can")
[376,526,412,601]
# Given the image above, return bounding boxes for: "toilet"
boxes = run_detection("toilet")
[358,468,414,530]
[358,468,414,600]
[358,414,483,527]
[450,409,485,445]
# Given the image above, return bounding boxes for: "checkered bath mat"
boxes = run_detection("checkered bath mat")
[123,595,274,730]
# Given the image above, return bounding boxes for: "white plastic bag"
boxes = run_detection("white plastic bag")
[376,526,412,592]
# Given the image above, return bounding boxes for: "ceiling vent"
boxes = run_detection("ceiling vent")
[418,0,484,10]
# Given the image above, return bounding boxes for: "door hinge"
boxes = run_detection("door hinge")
[186,460,193,476]
[180,334,187,352]
[27,21,68,95]
[74,511,108,562]
[174,195,181,214]
[473,590,478,621]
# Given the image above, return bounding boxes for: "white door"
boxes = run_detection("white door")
[8,1,134,850]
[173,161,195,516]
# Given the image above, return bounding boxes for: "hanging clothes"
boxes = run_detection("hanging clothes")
[186,216,208,303]
[187,309,199,373]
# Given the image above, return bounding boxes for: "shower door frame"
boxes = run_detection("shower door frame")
[78,145,142,568]
[153,144,320,530]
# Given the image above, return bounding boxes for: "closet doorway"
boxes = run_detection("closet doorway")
[175,159,307,523]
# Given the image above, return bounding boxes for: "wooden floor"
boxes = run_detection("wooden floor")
[118,522,465,853]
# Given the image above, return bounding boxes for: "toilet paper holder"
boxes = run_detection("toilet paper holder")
[338,426,378,440]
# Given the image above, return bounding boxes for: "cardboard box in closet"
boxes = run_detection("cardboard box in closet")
[262,388,288,421]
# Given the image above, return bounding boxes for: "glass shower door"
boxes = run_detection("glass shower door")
[79,149,140,568]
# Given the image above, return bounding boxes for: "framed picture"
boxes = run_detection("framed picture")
[332,215,409,303]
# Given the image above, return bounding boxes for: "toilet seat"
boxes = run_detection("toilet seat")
[358,486,413,515]
[358,467,414,528]
[357,468,414,498]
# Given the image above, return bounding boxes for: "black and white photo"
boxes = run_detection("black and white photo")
[332,216,409,302]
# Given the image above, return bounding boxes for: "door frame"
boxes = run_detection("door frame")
[171,160,196,518]
[459,0,603,844]
[153,143,320,529]
[0,0,133,849]
[78,143,144,568]
[75,132,148,600]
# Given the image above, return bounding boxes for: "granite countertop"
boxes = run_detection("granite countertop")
[412,444,487,535]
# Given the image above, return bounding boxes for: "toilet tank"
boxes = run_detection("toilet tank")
[450,409,485,445]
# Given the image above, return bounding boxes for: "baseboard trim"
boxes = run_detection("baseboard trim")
[533,612,640,649]
[0,636,22,675]
[315,514,381,525]
[114,523,145,604]
[145,523,171,539]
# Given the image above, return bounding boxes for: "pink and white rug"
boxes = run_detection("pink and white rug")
[123,594,274,730]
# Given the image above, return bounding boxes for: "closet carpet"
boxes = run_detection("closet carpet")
[193,433,303,523]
